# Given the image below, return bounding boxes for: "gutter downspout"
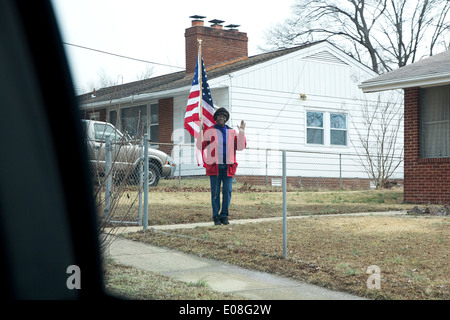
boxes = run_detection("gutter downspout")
[228,73,233,126]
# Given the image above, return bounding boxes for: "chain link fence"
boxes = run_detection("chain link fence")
[94,138,403,228]
[172,144,403,188]
[91,138,142,228]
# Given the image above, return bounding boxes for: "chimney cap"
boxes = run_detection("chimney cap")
[190,15,206,20]
[225,24,240,30]
[209,19,225,25]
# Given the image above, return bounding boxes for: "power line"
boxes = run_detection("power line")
[63,42,185,70]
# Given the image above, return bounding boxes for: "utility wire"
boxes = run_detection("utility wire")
[63,42,185,70]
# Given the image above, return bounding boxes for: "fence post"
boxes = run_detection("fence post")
[265,149,268,187]
[282,150,287,259]
[143,134,149,231]
[339,153,342,191]
[138,139,144,226]
[178,146,182,187]
[104,137,112,220]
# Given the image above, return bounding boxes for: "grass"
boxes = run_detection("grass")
[106,178,412,226]
[104,259,241,300]
[124,215,449,300]
[103,184,449,300]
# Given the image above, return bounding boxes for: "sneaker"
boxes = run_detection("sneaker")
[220,217,230,225]
[213,217,221,225]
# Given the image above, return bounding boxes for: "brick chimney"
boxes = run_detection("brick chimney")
[185,16,248,74]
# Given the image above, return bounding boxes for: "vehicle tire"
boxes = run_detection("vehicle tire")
[148,163,160,187]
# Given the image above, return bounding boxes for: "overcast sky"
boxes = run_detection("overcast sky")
[51,0,295,94]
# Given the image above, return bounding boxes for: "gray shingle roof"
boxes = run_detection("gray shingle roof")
[78,42,322,105]
[360,49,450,92]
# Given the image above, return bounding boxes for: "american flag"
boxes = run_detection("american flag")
[184,51,215,165]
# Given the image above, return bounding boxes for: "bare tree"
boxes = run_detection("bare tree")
[135,65,154,81]
[91,118,147,255]
[83,66,154,94]
[264,0,450,73]
[97,68,120,87]
[84,68,122,94]
[352,93,404,188]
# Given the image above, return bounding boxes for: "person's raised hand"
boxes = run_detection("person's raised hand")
[238,120,246,132]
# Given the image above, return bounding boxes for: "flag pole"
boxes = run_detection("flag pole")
[197,38,204,143]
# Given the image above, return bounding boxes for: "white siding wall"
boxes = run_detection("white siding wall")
[171,43,404,181]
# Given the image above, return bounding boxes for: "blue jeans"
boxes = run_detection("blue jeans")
[210,164,233,220]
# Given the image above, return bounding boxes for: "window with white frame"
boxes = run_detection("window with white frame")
[330,113,347,146]
[420,85,450,158]
[149,103,159,143]
[183,107,195,143]
[307,111,324,144]
[306,111,347,146]
[184,128,194,144]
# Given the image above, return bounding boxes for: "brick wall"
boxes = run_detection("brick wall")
[235,175,375,190]
[80,108,106,121]
[185,25,248,74]
[158,97,173,155]
[403,87,450,204]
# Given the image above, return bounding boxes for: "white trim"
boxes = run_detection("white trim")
[305,109,349,148]
[80,83,229,110]
[80,85,191,109]
[359,72,450,92]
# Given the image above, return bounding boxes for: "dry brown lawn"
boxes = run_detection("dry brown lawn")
[107,185,413,225]
[125,214,449,300]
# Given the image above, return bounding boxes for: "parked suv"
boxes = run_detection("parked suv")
[82,119,175,186]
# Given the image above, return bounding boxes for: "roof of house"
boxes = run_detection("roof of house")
[359,49,450,92]
[78,42,323,106]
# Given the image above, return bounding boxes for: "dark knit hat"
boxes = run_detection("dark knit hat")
[214,107,230,121]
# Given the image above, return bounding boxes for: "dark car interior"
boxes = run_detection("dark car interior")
[0,0,109,299]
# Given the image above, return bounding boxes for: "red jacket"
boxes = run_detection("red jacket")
[197,125,247,177]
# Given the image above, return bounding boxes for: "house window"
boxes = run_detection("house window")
[307,111,348,146]
[330,113,347,146]
[307,112,324,144]
[184,130,194,144]
[420,85,450,158]
[109,103,159,143]
[109,110,118,128]
[120,105,147,140]
[149,103,159,143]
[89,111,100,121]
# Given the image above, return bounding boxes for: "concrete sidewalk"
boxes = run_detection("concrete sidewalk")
[106,211,406,300]
[108,237,366,300]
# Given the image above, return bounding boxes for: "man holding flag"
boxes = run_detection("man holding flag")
[184,40,246,225]
[199,108,246,225]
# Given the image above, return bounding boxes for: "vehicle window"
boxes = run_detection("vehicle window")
[94,123,122,142]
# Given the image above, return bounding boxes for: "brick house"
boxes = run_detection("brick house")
[79,17,251,157]
[79,16,402,188]
[360,50,450,204]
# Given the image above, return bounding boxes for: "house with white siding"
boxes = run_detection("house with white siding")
[79,16,403,189]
